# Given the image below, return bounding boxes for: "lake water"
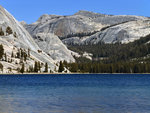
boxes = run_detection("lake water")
[0,74,150,113]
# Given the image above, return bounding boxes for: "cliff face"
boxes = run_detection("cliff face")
[24,11,105,38]
[0,6,150,73]
[25,10,150,45]
[0,5,75,73]
[33,33,75,63]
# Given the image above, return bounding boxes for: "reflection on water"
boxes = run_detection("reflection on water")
[0,74,150,113]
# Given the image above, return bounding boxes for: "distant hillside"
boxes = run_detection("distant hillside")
[0,6,150,73]
[65,34,150,73]
[24,10,150,45]
[20,10,150,73]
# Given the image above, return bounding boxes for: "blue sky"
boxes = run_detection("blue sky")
[0,0,149,23]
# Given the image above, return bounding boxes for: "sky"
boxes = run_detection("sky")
[0,0,149,24]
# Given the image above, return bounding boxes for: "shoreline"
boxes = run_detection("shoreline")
[0,73,150,75]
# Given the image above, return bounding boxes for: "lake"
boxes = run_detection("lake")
[0,74,150,113]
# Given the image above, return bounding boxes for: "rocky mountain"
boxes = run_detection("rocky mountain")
[33,33,74,62]
[24,10,150,45]
[77,20,150,44]
[24,11,105,38]
[1,5,150,74]
[0,5,74,73]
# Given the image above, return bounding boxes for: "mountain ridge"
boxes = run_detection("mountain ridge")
[24,10,150,45]
[0,5,74,73]
[1,5,150,73]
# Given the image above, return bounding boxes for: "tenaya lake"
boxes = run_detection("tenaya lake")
[0,74,150,113]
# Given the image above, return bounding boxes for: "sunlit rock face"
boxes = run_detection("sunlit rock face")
[25,10,150,45]
[82,20,150,44]
[0,5,59,72]
[33,33,75,62]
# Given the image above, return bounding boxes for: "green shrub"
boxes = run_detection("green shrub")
[6,26,13,35]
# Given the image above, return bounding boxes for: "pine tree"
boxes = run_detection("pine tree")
[16,49,20,58]
[70,63,78,72]
[10,59,13,63]
[0,63,3,72]
[44,62,48,73]
[0,44,4,59]
[6,26,13,35]
[20,63,25,74]
[0,27,4,36]
[54,67,57,72]
[37,61,41,72]
[13,32,17,38]
[11,51,14,58]
[58,61,64,72]
[34,61,38,72]
[63,60,68,67]
[28,48,30,57]
[24,53,27,61]
[29,65,34,73]
[21,49,24,58]
[50,70,53,73]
